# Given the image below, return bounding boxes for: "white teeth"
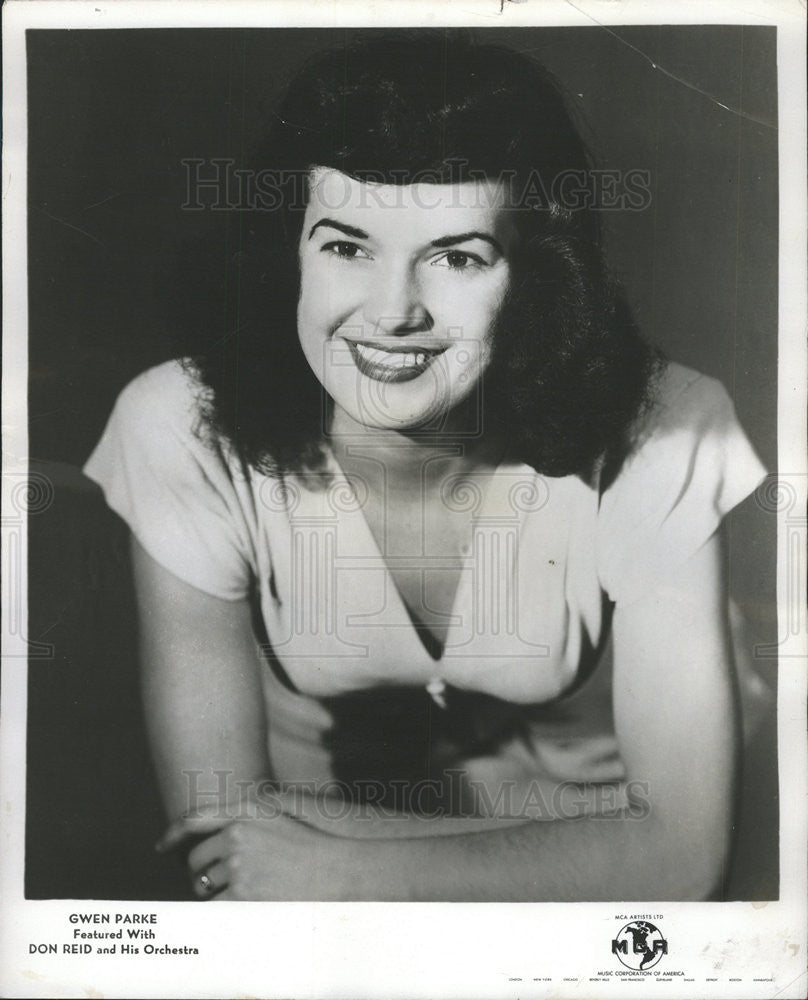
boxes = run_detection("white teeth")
[358,345,387,364]
[353,343,431,369]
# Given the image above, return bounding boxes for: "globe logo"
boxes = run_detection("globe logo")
[611,921,667,970]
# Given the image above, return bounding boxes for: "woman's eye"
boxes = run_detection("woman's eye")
[434,250,486,271]
[322,241,370,260]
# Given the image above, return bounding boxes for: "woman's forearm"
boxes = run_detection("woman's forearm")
[173,790,721,902]
[346,809,722,902]
[287,776,630,840]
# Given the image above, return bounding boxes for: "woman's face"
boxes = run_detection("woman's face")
[297,168,516,432]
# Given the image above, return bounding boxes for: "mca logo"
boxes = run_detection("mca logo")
[611,921,668,970]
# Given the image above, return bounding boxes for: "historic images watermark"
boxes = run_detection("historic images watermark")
[178,769,653,824]
[180,159,653,213]
[2,470,55,661]
[753,473,807,659]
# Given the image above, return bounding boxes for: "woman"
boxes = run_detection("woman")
[84,32,766,901]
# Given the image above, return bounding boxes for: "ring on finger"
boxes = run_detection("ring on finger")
[198,872,215,895]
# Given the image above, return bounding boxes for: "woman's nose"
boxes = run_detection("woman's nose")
[362,264,433,335]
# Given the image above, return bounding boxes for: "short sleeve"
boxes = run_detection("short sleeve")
[83,361,253,600]
[596,364,767,606]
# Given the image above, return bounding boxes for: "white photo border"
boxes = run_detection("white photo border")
[2,1,806,998]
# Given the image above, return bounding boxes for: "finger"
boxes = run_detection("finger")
[155,814,230,853]
[187,829,233,875]
[192,860,230,900]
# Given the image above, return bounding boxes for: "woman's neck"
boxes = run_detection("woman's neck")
[327,404,507,492]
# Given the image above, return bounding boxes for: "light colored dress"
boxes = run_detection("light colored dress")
[83,359,767,816]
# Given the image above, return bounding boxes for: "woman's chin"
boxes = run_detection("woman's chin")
[327,382,460,435]
[334,407,449,435]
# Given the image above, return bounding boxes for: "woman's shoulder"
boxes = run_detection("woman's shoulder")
[83,359,252,600]
[608,358,765,501]
[114,359,208,429]
[596,360,767,605]
[105,358,234,465]
[630,361,737,454]
[85,358,238,502]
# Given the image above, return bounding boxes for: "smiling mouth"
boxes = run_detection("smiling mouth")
[345,340,448,383]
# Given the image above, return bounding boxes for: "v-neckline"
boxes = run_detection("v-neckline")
[324,444,518,665]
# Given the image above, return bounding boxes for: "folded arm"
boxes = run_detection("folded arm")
[134,530,738,901]
[132,537,272,823]
[344,528,739,901]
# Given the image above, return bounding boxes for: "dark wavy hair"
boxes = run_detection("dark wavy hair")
[172,30,660,480]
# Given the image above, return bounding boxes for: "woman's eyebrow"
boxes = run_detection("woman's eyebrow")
[430,231,504,254]
[308,218,369,241]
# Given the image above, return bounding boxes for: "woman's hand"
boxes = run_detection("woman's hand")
[148,529,738,903]
[160,809,364,901]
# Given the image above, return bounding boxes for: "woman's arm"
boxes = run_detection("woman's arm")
[178,529,739,901]
[362,528,737,900]
[131,536,271,823]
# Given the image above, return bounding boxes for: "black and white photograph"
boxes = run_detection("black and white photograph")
[2,1,806,997]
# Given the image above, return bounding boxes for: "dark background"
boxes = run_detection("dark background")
[25,26,779,900]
